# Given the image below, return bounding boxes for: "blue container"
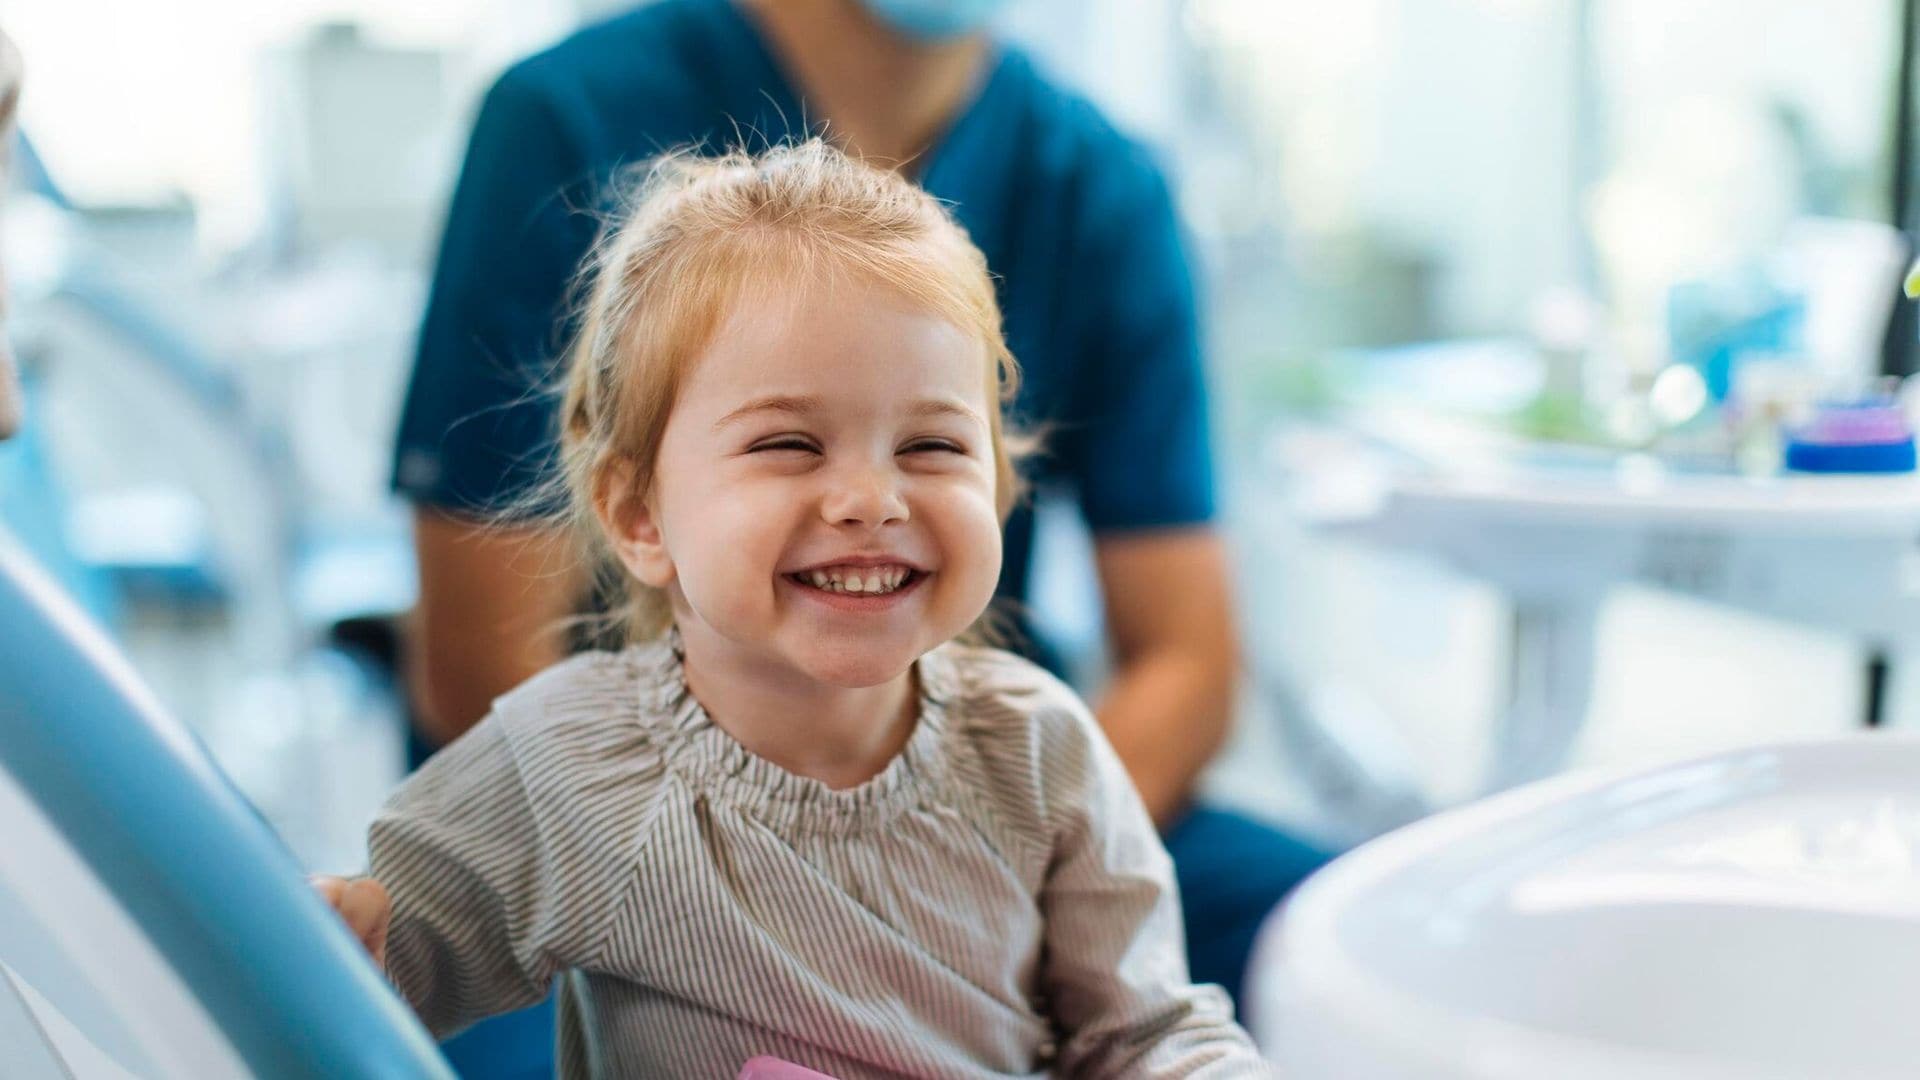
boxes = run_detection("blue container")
[1783,401,1917,474]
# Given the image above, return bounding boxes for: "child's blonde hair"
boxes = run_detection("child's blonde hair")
[554,139,1028,643]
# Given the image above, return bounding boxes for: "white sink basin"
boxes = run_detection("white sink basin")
[1250,736,1920,1079]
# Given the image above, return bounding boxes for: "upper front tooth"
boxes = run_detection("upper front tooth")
[863,573,882,592]
[845,575,866,593]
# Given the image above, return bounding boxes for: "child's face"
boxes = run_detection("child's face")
[615,277,1004,689]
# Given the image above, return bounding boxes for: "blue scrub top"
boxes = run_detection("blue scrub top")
[392,0,1214,670]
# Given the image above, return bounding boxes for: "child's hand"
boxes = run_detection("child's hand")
[311,875,391,969]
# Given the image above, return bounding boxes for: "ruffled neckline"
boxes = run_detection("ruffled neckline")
[626,632,962,836]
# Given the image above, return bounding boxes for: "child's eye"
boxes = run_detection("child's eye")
[901,439,966,455]
[749,436,819,454]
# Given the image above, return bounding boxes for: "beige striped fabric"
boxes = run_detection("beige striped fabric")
[369,637,1270,1078]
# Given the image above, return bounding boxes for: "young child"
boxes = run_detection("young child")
[317,139,1269,1077]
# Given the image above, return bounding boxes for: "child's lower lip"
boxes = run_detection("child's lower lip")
[782,571,927,610]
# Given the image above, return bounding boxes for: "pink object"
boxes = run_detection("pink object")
[737,1057,839,1080]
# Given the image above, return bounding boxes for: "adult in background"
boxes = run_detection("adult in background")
[392,2,1329,1052]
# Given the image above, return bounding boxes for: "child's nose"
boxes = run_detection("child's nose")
[821,463,909,527]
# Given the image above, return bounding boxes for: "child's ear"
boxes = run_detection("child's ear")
[595,458,675,588]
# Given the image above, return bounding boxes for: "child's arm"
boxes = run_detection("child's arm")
[1038,703,1271,1077]
[361,716,578,1038]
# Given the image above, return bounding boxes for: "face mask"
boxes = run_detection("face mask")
[860,0,1011,41]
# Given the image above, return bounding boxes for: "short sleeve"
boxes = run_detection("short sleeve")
[1036,696,1267,1075]
[391,63,603,515]
[1060,149,1216,533]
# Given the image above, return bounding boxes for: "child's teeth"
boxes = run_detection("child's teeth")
[796,566,915,594]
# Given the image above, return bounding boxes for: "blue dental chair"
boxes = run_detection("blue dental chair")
[0,532,451,1079]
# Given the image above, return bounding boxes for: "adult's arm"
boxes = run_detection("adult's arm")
[1090,528,1237,826]
[408,510,579,745]
[393,62,601,743]
[1065,140,1234,825]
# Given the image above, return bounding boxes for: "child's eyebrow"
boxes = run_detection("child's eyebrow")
[713,395,983,430]
[907,398,985,425]
[713,394,824,430]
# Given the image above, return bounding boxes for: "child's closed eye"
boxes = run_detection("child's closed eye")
[743,435,971,457]
[900,438,968,455]
[748,435,821,454]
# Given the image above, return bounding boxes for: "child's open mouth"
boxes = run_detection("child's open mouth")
[784,565,926,599]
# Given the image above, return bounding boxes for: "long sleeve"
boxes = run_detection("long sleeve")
[1037,698,1269,1077]
[369,716,596,1037]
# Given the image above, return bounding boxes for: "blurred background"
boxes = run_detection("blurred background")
[4,0,1917,870]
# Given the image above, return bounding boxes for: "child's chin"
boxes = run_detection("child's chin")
[795,647,919,689]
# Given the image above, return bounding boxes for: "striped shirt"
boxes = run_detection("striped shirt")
[369,637,1269,1077]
